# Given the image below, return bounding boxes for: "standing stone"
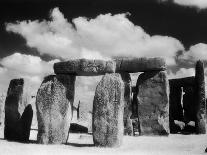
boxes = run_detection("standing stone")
[36,75,76,144]
[93,73,124,147]
[169,84,183,133]
[4,79,33,142]
[137,71,169,135]
[120,73,133,136]
[195,60,206,134]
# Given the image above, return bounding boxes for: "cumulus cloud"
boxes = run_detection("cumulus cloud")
[0,53,59,93]
[6,7,184,65]
[173,0,207,9]
[181,43,207,61]
[162,0,207,9]
[168,68,195,79]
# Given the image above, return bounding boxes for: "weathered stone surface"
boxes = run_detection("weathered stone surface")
[120,73,133,136]
[195,60,206,134]
[169,83,183,133]
[169,76,195,88]
[93,73,124,147]
[115,57,166,73]
[36,75,76,144]
[54,59,115,76]
[4,79,33,142]
[137,71,169,135]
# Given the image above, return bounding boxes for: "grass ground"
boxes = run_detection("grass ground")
[0,129,207,155]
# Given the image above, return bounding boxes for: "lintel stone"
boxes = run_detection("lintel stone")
[114,57,166,73]
[54,59,115,76]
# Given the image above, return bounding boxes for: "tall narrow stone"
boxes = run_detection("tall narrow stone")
[4,79,33,142]
[93,73,124,147]
[120,73,133,136]
[137,71,169,135]
[195,60,206,134]
[36,75,76,144]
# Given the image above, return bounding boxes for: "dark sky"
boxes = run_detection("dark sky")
[0,0,207,60]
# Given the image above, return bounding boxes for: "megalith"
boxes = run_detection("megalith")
[93,73,124,147]
[36,75,76,144]
[195,60,206,134]
[4,78,33,142]
[115,57,166,73]
[137,71,169,135]
[54,59,115,76]
[120,72,133,136]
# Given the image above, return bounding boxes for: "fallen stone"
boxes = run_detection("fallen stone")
[121,73,133,136]
[93,73,124,147]
[54,59,115,76]
[137,71,169,135]
[114,57,166,73]
[195,60,206,134]
[36,75,76,144]
[4,78,33,142]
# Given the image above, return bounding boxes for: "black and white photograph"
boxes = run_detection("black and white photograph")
[0,0,207,154]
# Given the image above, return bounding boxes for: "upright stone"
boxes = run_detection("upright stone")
[137,71,169,135]
[195,60,206,134]
[93,73,124,147]
[120,73,133,136]
[36,75,76,144]
[4,79,33,142]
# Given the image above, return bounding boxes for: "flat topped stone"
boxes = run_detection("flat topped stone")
[114,57,166,73]
[54,59,115,76]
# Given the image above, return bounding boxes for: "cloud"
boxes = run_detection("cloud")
[0,53,59,94]
[182,43,207,61]
[162,0,207,9]
[168,68,195,79]
[6,7,184,65]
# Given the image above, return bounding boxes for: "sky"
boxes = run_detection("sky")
[1,0,207,106]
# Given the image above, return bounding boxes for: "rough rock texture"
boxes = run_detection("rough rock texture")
[120,73,133,136]
[169,82,183,133]
[195,60,206,134]
[137,71,169,135]
[36,75,76,144]
[4,79,33,142]
[54,59,115,76]
[93,73,124,147]
[115,57,166,73]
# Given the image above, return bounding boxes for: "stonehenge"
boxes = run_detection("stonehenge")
[195,60,206,134]
[36,75,76,144]
[3,57,206,148]
[54,59,115,76]
[4,78,33,142]
[93,73,124,147]
[136,71,169,135]
[169,61,206,134]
